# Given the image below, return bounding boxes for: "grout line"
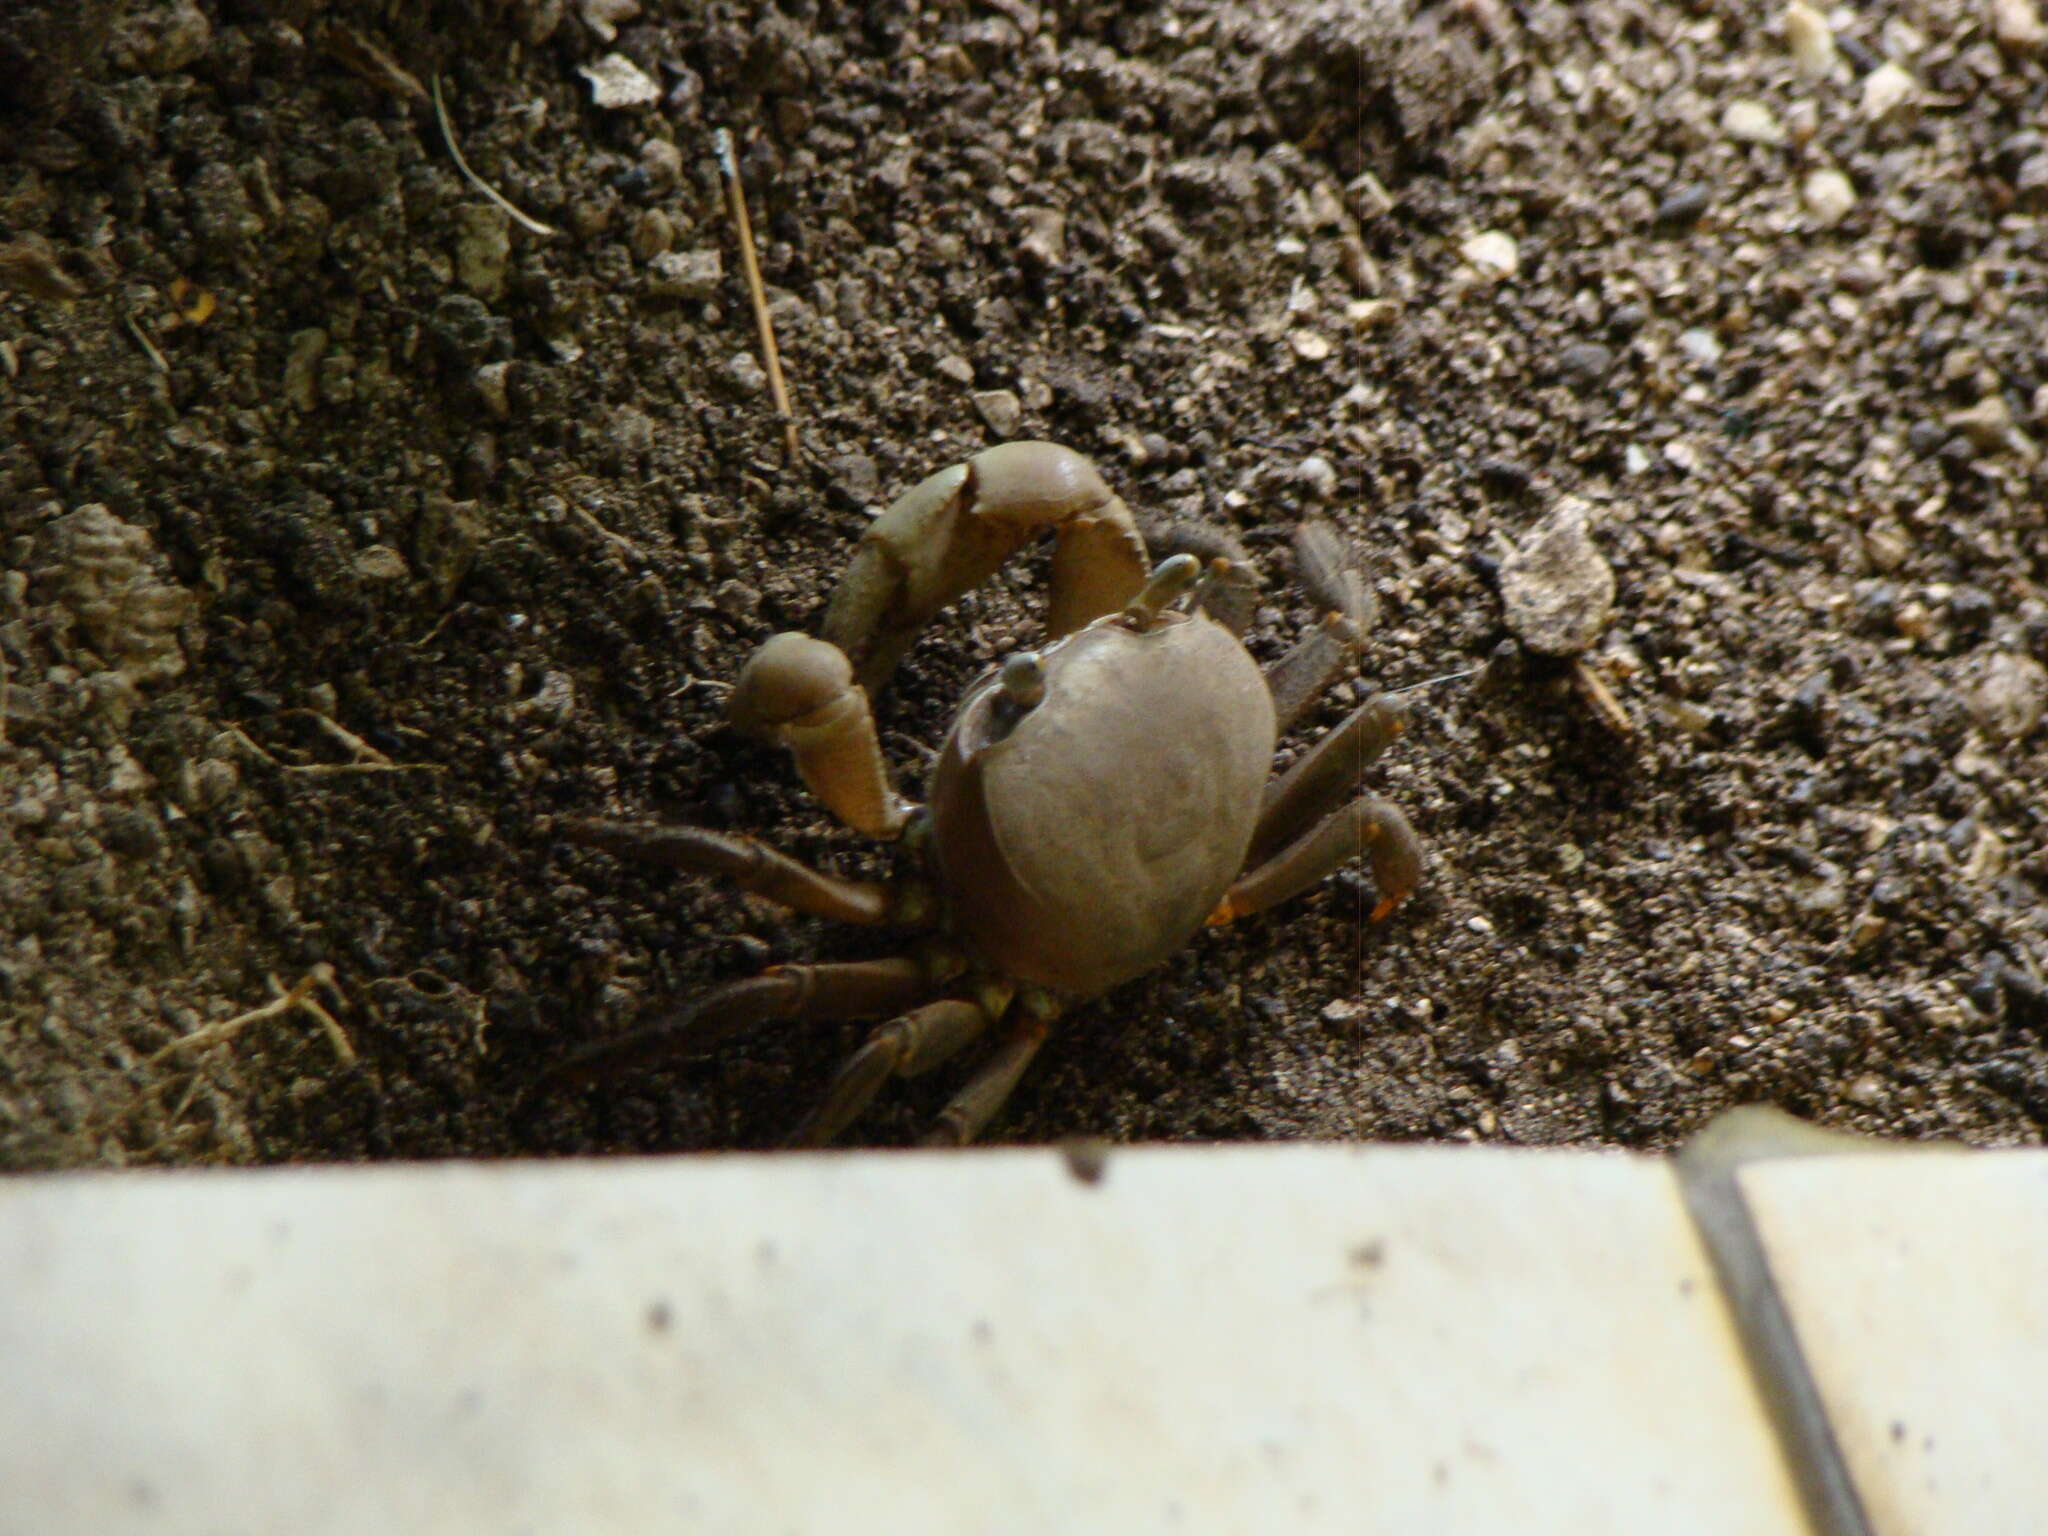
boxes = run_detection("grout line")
[1675,1111,1876,1536]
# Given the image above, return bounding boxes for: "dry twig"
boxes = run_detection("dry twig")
[715,128,799,461]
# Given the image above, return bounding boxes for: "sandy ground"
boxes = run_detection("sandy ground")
[1,0,2044,1165]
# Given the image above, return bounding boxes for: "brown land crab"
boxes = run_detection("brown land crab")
[549,442,1423,1145]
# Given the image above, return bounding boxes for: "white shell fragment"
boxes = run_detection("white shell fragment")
[578,53,660,109]
[1499,497,1616,657]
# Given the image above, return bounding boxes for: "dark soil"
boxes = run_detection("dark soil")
[3,0,2046,1167]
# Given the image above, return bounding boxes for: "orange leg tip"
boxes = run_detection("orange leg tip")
[1369,893,1407,923]
[1205,897,1240,927]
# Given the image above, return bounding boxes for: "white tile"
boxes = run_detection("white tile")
[0,1147,1805,1535]
[1740,1151,2048,1535]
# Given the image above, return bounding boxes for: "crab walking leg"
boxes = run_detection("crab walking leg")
[821,442,1150,695]
[789,997,996,1147]
[1246,693,1410,868]
[539,957,931,1093]
[1260,611,1364,731]
[728,632,911,839]
[920,1006,1056,1147]
[1210,794,1423,926]
[561,819,910,926]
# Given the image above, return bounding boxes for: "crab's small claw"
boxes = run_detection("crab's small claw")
[728,632,911,839]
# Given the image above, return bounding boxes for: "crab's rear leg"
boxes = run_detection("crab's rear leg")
[919,996,1059,1147]
[789,991,1003,1147]
[1260,522,1377,728]
[821,442,1150,696]
[562,819,921,926]
[1245,694,1410,868]
[536,956,936,1095]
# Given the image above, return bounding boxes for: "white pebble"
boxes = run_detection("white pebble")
[1994,0,2047,53]
[1459,230,1519,281]
[1288,329,1333,362]
[1802,167,1857,225]
[1296,454,1339,499]
[1678,328,1723,366]
[1784,2,1836,75]
[972,389,1022,439]
[1861,62,1918,121]
[1721,99,1784,145]
[1973,652,2048,741]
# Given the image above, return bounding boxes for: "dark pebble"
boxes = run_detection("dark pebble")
[1653,184,1711,229]
[1948,585,1995,643]
[1476,457,1533,497]
[1907,419,1948,456]
[1786,671,1832,757]
[1557,342,1615,388]
[2000,962,2048,1030]
[428,294,514,369]
[1606,303,1648,339]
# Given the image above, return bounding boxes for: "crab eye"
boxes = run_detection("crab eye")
[998,651,1046,712]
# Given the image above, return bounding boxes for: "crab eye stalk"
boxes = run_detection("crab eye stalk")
[1123,553,1203,629]
[998,651,1047,713]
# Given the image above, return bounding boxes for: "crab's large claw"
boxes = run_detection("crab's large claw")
[728,632,911,839]
[821,442,1150,696]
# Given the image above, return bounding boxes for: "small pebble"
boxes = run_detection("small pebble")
[1653,184,1711,228]
[629,209,674,262]
[1784,2,1837,74]
[1459,230,1519,280]
[646,249,722,301]
[1677,328,1723,367]
[1296,454,1339,500]
[579,53,660,108]
[1477,458,1533,497]
[830,452,879,506]
[935,354,975,385]
[1844,1073,1886,1107]
[1557,341,1615,388]
[638,138,683,195]
[1288,329,1333,361]
[453,206,510,301]
[1721,99,1784,145]
[1993,0,2047,53]
[713,580,762,620]
[972,389,1022,438]
[720,351,768,396]
[473,360,513,421]
[1014,206,1065,266]
[1802,167,1857,226]
[1946,394,2018,454]
[1498,497,1616,657]
[1972,652,2047,741]
[1861,62,1917,121]
[353,545,409,584]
